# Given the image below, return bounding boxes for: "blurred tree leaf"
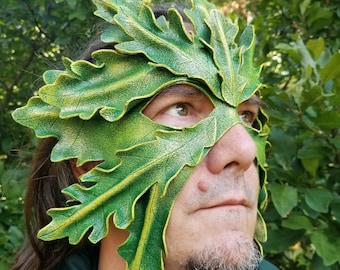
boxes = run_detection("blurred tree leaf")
[310,231,340,266]
[304,188,333,213]
[320,52,340,83]
[268,183,298,218]
[281,212,313,231]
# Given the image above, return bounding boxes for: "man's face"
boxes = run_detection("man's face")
[143,84,261,269]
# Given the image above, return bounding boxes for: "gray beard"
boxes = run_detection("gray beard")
[184,242,262,270]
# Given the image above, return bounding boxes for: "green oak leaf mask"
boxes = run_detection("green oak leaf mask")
[12,0,270,268]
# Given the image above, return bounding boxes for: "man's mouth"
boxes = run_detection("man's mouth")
[198,197,248,211]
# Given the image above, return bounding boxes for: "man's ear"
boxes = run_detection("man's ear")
[69,159,100,179]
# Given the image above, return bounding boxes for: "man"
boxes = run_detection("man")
[12,0,277,269]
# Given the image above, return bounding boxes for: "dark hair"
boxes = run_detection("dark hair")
[12,138,82,270]
[152,2,190,19]
[12,3,189,269]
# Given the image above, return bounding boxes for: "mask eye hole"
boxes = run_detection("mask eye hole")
[142,84,215,128]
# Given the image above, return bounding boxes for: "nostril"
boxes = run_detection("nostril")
[224,161,239,170]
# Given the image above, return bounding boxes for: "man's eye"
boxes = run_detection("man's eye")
[166,103,189,117]
[142,84,214,128]
[239,111,256,126]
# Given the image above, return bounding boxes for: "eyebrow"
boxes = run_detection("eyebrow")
[158,86,266,107]
[243,95,266,107]
[158,85,205,98]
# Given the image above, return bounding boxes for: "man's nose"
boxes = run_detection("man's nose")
[205,124,257,174]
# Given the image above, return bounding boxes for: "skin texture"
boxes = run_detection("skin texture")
[164,124,259,269]
[96,84,261,269]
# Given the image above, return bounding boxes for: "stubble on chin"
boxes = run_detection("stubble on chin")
[184,232,262,270]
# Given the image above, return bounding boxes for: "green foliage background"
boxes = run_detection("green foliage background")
[0,0,339,269]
